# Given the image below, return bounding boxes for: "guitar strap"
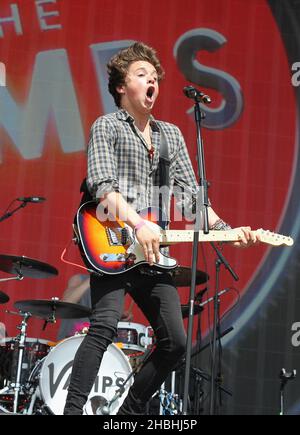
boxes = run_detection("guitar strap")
[157,127,170,228]
[79,177,93,206]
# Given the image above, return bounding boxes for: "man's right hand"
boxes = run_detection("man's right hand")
[134,223,160,266]
[101,191,161,266]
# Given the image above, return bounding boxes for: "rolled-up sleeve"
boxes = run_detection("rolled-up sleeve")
[86,117,119,199]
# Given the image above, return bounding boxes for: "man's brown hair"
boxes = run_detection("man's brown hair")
[107,42,165,108]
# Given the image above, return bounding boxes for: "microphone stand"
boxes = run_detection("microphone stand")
[209,242,238,415]
[0,201,28,223]
[182,90,211,415]
[174,327,234,412]
[97,346,154,415]
[279,369,296,415]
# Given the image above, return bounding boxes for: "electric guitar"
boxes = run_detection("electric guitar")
[74,201,294,275]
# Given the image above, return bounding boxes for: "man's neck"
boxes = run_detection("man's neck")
[121,105,151,132]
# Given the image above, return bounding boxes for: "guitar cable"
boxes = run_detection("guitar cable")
[60,239,103,277]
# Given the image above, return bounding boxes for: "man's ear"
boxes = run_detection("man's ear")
[116,85,125,95]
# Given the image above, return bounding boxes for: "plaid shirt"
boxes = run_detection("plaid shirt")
[86,109,201,221]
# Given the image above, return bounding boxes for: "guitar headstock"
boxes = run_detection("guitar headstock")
[256,229,294,247]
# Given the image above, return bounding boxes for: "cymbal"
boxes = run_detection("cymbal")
[14,299,92,319]
[181,304,203,319]
[0,290,9,304]
[0,255,58,279]
[172,266,209,287]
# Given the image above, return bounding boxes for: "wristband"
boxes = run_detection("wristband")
[210,218,232,231]
[134,220,146,233]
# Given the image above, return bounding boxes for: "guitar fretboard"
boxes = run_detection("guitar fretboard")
[159,229,294,247]
[159,230,240,245]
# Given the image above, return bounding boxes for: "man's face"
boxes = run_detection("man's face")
[118,60,159,114]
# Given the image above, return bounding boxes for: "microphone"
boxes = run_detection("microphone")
[86,396,109,415]
[96,385,126,415]
[97,404,110,415]
[183,86,211,104]
[17,197,46,203]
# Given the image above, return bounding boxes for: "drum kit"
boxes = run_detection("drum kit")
[0,254,209,415]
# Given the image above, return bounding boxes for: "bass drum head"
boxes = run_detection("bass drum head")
[39,335,133,415]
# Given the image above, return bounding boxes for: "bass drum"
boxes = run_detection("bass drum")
[37,335,133,415]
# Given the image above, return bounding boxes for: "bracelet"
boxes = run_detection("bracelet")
[134,220,146,233]
[210,218,232,231]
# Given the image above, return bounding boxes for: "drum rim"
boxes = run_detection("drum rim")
[2,337,52,345]
[117,321,147,329]
[46,334,133,362]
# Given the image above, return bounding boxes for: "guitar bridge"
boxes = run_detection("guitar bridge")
[100,253,126,262]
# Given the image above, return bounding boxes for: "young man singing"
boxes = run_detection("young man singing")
[63,42,258,415]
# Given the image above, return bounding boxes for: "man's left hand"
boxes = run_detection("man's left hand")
[231,226,260,248]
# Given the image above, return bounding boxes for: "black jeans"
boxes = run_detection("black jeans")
[63,268,186,415]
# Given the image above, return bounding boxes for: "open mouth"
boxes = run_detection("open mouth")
[146,86,155,99]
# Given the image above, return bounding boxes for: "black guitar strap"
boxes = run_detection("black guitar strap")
[158,127,170,228]
[79,177,93,206]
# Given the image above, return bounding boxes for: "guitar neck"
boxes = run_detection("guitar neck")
[160,229,242,245]
[159,229,294,247]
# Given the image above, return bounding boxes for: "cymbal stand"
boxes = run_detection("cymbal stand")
[0,261,26,283]
[42,297,59,331]
[11,311,32,414]
[0,274,24,283]
[159,371,181,415]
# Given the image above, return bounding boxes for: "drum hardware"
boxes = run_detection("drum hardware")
[159,371,182,415]
[153,327,235,416]
[24,383,42,415]
[0,403,12,414]
[0,254,58,281]
[14,298,92,321]
[156,366,205,415]
[115,322,154,372]
[0,304,59,415]
[0,275,24,283]
[0,310,32,414]
[156,365,230,416]
[116,322,153,353]
[1,306,156,414]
